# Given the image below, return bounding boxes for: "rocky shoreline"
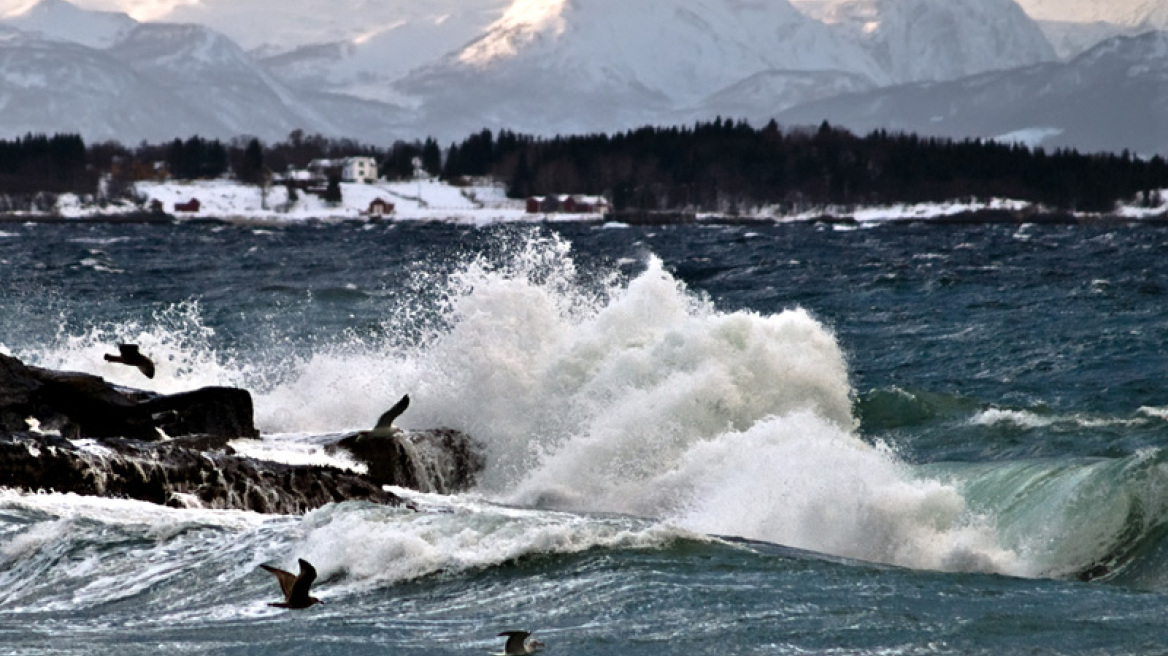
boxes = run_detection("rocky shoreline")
[0,352,484,513]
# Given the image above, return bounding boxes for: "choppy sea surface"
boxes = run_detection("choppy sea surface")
[3,219,1168,655]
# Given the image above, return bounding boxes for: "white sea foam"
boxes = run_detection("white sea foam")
[13,232,1024,575]
[971,408,1058,429]
[0,518,73,562]
[67,237,133,246]
[293,497,697,590]
[662,412,1018,574]
[0,489,269,530]
[1139,406,1168,421]
[229,435,368,474]
[18,300,253,396]
[973,408,1146,429]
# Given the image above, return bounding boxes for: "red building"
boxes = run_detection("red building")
[562,195,609,213]
[528,195,608,214]
[367,198,395,216]
[174,198,200,212]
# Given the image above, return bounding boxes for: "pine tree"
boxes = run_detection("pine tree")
[422,137,442,177]
[322,173,343,206]
[238,138,265,185]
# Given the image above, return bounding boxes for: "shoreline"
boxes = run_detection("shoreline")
[3,208,1167,227]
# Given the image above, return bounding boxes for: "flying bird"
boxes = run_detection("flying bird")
[496,631,545,655]
[260,558,322,609]
[103,343,155,379]
[370,393,410,436]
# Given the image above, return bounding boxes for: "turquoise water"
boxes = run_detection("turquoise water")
[2,220,1168,654]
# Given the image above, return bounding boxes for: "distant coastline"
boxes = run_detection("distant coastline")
[2,178,1165,227]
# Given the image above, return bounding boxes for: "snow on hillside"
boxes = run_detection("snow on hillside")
[38,178,1168,226]
[129,179,531,224]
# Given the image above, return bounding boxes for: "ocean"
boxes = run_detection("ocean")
[2,218,1168,654]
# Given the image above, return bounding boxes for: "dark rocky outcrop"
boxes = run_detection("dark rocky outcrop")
[0,352,485,513]
[329,428,484,495]
[0,352,257,440]
[0,431,403,514]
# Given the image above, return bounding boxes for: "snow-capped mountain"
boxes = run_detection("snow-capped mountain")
[1011,0,1168,59]
[0,0,1155,156]
[390,0,1065,140]
[256,6,506,105]
[0,26,217,142]
[105,23,342,140]
[1036,20,1141,60]
[156,0,509,55]
[791,0,1056,82]
[3,0,133,48]
[0,1,410,143]
[392,0,891,139]
[777,30,1168,155]
[683,69,878,127]
[1014,0,1168,28]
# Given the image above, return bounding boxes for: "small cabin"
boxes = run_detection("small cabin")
[174,198,200,213]
[526,195,562,213]
[367,198,395,216]
[563,195,609,214]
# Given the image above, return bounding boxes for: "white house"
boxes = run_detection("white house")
[342,157,379,184]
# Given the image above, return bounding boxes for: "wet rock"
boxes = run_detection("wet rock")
[329,428,485,494]
[0,353,485,513]
[0,352,257,440]
[0,432,404,514]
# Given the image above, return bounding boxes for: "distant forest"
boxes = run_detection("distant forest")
[2,120,1167,214]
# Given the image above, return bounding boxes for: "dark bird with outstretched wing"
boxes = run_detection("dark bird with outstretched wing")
[103,343,155,379]
[260,558,322,609]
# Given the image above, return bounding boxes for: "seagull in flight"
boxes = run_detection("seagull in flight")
[103,343,155,379]
[260,558,323,609]
[496,630,545,655]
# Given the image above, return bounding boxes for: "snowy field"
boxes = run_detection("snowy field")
[28,178,1168,225]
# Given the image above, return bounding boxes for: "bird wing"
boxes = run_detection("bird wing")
[289,559,318,604]
[118,344,140,358]
[261,564,297,602]
[373,394,410,432]
[138,359,156,379]
[499,631,530,654]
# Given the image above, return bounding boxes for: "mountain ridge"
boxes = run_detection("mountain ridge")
[777,30,1168,155]
[0,0,1158,156]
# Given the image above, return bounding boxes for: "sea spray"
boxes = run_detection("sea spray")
[17,301,252,396]
[295,498,695,590]
[349,234,1023,574]
[10,230,1030,574]
[660,412,1019,574]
